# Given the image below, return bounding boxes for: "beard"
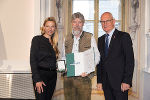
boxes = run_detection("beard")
[72,30,81,36]
[72,26,83,36]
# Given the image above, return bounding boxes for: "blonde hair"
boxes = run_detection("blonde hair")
[41,17,59,59]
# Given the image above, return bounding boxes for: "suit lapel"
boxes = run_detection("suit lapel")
[106,29,118,58]
[101,35,105,58]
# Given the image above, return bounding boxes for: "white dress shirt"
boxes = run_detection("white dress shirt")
[106,28,115,47]
[72,33,100,66]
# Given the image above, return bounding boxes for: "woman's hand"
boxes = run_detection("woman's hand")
[35,81,46,94]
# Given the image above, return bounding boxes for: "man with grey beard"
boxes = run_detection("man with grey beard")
[64,12,100,100]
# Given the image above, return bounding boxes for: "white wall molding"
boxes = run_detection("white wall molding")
[0,60,30,73]
[34,0,41,35]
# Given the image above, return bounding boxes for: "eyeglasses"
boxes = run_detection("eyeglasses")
[100,19,113,24]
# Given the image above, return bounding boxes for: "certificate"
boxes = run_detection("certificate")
[66,48,95,77]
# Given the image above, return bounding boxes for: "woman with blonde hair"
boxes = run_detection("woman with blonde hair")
[30,17,59,100]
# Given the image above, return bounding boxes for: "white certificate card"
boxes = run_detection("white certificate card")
[57,60,65,71]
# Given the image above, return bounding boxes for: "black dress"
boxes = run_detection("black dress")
[30,35,57,100]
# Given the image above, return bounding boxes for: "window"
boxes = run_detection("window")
[72,0,122,38]
[73,0,94,34]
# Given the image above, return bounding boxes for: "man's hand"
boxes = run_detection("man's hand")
[97,83,103,91]
[35,81,46,94]
[81,72,88,77]
[121,83,130,92]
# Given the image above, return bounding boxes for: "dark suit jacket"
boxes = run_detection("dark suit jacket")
[97,29,134,90]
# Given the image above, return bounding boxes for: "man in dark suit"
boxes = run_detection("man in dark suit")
[97,12,134,100]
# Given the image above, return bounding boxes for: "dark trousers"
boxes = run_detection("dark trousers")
[64,76,92,100]
[34,70,57,100]
[103,74,128,100]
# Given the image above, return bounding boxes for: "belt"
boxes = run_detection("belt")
[39,67,56,71]
[63,72,95,79]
